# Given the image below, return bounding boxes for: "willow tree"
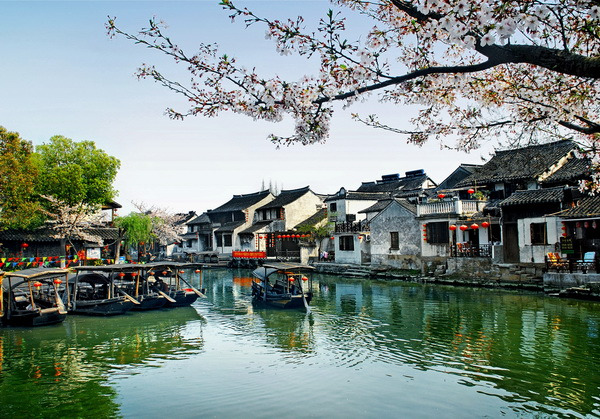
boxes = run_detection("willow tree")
[114,212,154,262]
[108,0,600,191]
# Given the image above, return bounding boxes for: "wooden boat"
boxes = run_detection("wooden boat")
[69,266,140,315]
[1,268,69,327]
[73,264,167,311]
[251,263,314,310]
[141,262,206,308]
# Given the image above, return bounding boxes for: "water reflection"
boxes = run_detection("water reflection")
[0,308,204,417]
[205,271,600,417]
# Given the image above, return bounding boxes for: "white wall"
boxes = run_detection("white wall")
[517,216,561,263]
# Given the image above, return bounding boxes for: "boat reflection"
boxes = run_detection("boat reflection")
[0,307,204,416]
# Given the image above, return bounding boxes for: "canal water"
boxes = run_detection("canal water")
[1,269,599,418]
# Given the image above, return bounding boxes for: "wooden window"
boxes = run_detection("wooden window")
[390,232,399,250]
[426,222,449,244]
[530,223,547,245]
[339,235,354,251]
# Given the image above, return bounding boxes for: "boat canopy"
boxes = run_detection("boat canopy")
[73,264,141,273]
[4,267,70,280]
[252,263,314,281]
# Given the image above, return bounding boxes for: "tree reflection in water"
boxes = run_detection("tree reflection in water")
[0,307,204,417]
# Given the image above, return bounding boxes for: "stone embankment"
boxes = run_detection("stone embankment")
[312,261,545,291]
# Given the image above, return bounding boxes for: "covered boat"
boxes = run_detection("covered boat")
[69,266,139,315]
[73,264,167,311]
[1,268,69,327]
[140,262,206,308]
[251,263,314,310]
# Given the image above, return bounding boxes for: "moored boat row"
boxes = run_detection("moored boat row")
[0,262,206,327]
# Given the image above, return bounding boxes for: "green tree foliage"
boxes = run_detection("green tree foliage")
[0,126,45,229]
[115,213,154,247]
[36,135,121,207]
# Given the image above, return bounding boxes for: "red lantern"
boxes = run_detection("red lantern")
[449,225,457,231]
[53,279,62,285]
[118,272,126,277]
[330,236,335,240]
[302,276,308,281]
[162,271,168,276]
[576,222,581,228]
[437,193,446,199]
[288,276,295,282]
[131,272,138,277]
[468,188,475,194]
[481,221,490,228]
[149,271,154,276]
[584,221,590,228]
[179,270,185,274]
[277,235,282,238]
[471,223,479,230]
[22,242,29,248]
[195,269,201,273]
[460,225,468,231]
[33,281,42,288]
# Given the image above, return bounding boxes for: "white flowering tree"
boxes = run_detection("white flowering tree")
[108,0,600,191]
[132,202,186,246]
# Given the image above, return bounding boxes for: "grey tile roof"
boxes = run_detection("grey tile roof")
[239,220,272,235]
[358,199,395,214]
[555,196,600,218]
[436,164,482,191]
[324,190,390,202]
[542,156,591,184]
[209,190,272,213]
[356,174,430,193]
[456,140,577,187]
[256,186,313,210]
[187,212,211,225]
[214,220,245,233]
[0,227,119,242]
[294,208,327,229]
[499,187,565,207]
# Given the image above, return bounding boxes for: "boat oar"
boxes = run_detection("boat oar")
[115,287,141,305]
[297,278,311,314]
[151,286,177,303]
[180,276,206,298]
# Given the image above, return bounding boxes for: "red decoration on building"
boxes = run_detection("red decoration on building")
[468,188,475,194]
[195,269,201,273]
[449,225,457,231]
[330,236,335,240]
[118,272,125,277]
[21,243,29,248]
[460,225,468,231]
[53,279,62,285]
[33,281,42,287]
[437,193,446,199]
[481,221,490,228]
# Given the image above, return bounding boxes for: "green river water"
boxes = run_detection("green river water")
[1,269,599,418]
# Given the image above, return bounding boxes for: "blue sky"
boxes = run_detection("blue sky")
[1,0,494,215]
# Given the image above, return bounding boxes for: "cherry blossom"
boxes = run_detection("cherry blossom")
[107,0,600,192]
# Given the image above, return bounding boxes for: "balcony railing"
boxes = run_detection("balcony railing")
[450,243,492,258]
[335,220,370,233]
[418,200,487,217]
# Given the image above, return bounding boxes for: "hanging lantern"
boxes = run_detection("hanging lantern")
[277,235,282,238]
[330,236,335,240]
[584,221,590,228]
[561,226,566,231]
[288,276,295,282]
[460,225,468,231]
[33,281,42,288]
[195,269,201,274]
[468,188,475,194]
[562,233,568,237]
[21,242,29,248]
[162,271,168,276]
[576,222,581,228]
[149,271,154,276]
[471,223,479,230]
[53,279,62,285]
[131,272,138,277]
[179,270,185,274]
[449,225,457,231]
[301,276,308,281]
[118,272,125,278]
[139,242,145,246]
[437,193,446,199]
[481,221,490,228]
